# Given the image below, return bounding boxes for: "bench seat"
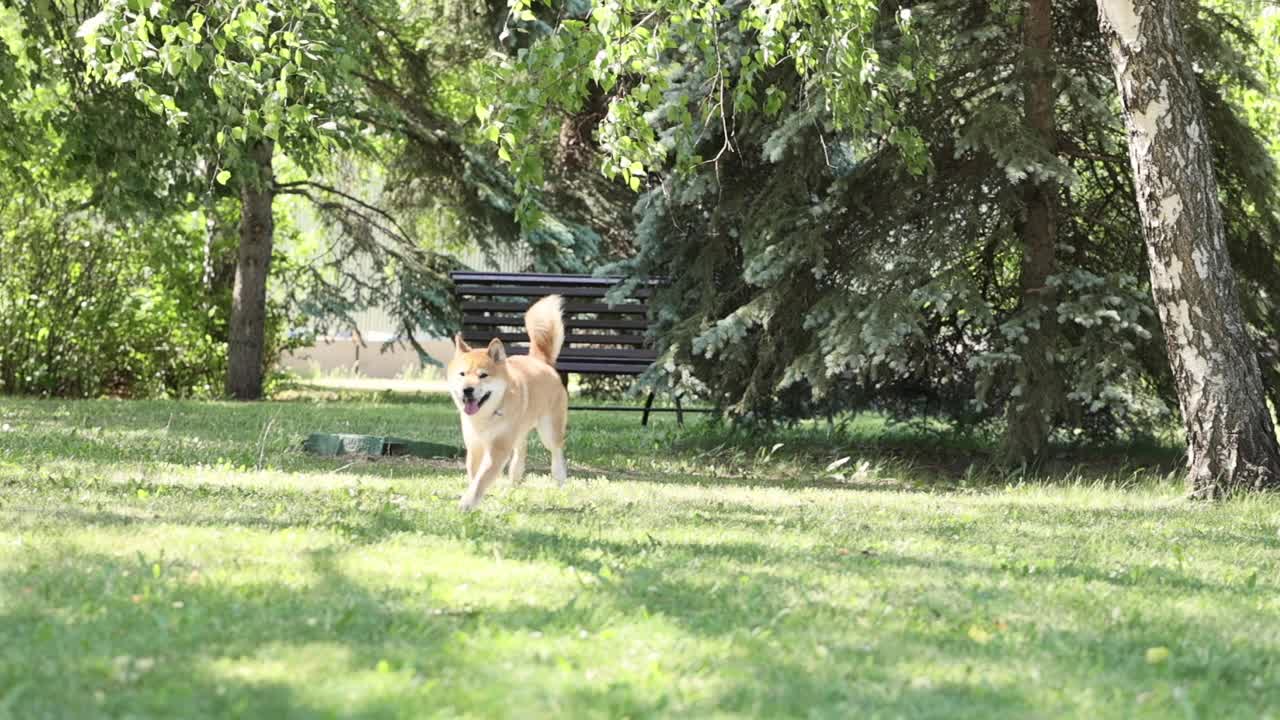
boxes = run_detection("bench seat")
[449,271,697,424]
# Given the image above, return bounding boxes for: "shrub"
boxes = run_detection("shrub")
[0,194,280,399]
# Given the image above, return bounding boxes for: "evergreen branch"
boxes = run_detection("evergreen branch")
[274,180,417,247]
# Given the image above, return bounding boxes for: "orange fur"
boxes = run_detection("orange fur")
[446,294,569,510]
[525,295,565,365]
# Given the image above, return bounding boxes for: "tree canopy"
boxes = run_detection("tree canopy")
[3,0,1279,487]
[482,0,1280,463]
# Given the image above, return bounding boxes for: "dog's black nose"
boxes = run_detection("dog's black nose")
[462,387,475,398]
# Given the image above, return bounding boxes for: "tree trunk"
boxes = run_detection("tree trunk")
[226,140,275,400]
[1098,0,1280,497]
[1006,0,1062,465]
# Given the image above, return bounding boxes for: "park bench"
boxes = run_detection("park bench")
[450,270,696,425]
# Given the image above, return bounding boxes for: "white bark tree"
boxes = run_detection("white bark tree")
[1098,0,1280,497]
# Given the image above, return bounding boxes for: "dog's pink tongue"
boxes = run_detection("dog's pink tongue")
[463,398,480,415]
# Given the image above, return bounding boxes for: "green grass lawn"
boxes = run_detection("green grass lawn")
[1,390,1278,719]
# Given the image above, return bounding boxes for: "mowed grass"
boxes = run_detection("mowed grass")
[1,391,1279,719]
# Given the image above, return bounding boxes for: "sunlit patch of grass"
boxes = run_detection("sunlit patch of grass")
[1,393,1279,718]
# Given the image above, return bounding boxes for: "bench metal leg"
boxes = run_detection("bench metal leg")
[641,391,656,426]
[675,393,684,426]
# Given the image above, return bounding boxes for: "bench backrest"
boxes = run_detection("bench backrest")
[450,271,662,375]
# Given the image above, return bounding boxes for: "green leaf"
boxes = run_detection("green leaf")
[215,170,231,185]
[75,11,111,39]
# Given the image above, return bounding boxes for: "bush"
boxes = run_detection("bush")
[0,195,251,398]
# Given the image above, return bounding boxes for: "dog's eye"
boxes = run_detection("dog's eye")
[478,373,488,379]
[458,371,465,376]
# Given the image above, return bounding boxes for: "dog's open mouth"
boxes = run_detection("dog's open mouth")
[463,391,491,416]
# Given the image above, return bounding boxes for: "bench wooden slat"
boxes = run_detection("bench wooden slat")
[462,315,650,330]
[455,284,652,299]
[510,350,658,362]
[556,361,651,375]
[462,331,649,346]
[452,272,663,287]
[490,345,658,361]
[461,301,650,315]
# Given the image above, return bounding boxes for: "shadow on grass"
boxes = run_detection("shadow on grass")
[3,395,1186,494]
[2,487,1275,718]
[487,524,1244,603]
[17,543,620,718]
[1,480,428,543]
[470,527,1274,716]
[0,542,1041,719]
[0,396,461,472]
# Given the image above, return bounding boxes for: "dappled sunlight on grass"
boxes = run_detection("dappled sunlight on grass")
[2,395,1279,717]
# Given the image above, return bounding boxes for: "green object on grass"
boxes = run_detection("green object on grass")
[302,433,463,459]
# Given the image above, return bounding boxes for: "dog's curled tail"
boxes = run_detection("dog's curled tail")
[525,294,565,366]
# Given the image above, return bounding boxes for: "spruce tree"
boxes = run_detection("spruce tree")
[485,0,1280,465]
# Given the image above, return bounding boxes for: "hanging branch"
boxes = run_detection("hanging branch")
[274,179,418,248]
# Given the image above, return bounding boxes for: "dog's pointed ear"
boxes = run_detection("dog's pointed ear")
[487,338,507,363]
[453,333,471,353]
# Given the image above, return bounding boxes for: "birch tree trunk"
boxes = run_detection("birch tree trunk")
[226,139,275,400]
[1098,0,1280,497]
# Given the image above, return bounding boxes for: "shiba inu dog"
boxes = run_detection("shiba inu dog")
[447,295,568,510]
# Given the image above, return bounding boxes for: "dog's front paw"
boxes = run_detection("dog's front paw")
[552,451,568,486]
[458,495,479,511]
